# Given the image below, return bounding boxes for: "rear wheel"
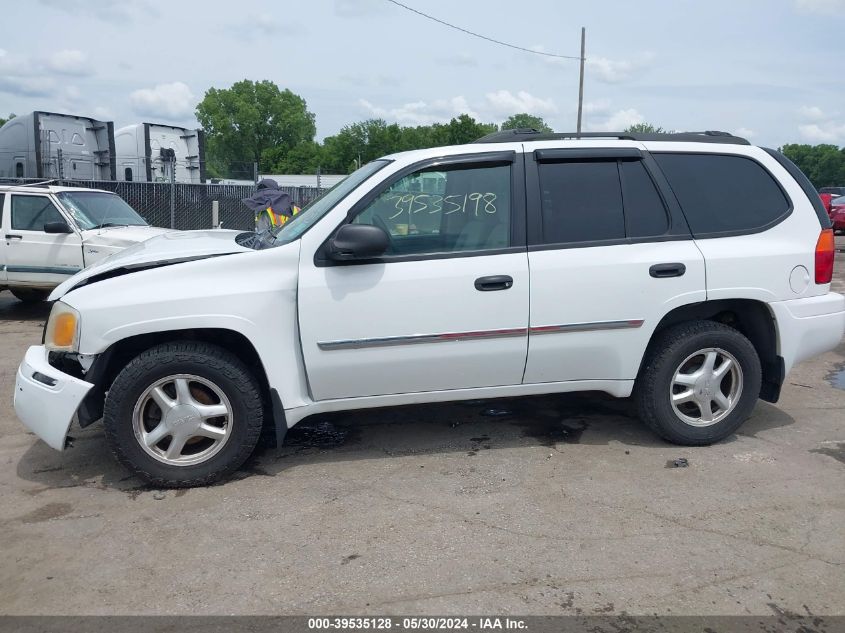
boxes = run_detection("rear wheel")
[636,320,761,445]
[10,288,50,303]
[103,341,264,487]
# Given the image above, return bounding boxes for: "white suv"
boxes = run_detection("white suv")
[14,130,845,487]
[0,185,170,301]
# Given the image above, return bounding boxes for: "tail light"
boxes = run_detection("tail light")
[815,228,835,284]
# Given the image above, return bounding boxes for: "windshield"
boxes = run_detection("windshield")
[56,191,148,230]
[266,160,391,247]
[833,196,845,205]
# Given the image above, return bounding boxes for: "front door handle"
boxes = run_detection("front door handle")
[649,263,686,278]
[475,275,514,291]
[5,234,22,240]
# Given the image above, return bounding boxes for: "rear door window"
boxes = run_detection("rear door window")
[653,153,790,236]
[536,159,670,245]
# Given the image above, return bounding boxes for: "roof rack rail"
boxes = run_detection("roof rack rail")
[0,179,56,188]
[473,129,750,145]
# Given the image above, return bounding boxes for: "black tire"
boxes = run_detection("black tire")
[10,288,50,303]
[635,320,762,445]
[103,341,264,487]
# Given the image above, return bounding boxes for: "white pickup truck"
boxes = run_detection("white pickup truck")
[13,130,845,488]
[0,185,169,301]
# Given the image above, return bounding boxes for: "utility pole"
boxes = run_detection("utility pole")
[253,161,259,185]
[576,27,586,135]
[169,155,176,229]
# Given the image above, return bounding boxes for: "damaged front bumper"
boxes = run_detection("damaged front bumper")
[14,345,93,451]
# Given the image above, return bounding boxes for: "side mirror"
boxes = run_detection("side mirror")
[328,224,389,261]
[43,221,73,234]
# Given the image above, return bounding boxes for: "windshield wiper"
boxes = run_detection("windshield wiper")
[90,222,138,229]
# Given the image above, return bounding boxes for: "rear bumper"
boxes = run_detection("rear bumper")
[769,293,845,374]
[14,345,93,451]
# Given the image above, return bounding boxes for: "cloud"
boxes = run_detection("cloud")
[436,52,478,67]
[794,0,845,15]
[587,53,655,83]
[586,108,645,131]
[335,0,383,17]
[796,105,845,142]
[359,96,479,125]
[130,82,195,119]
[37,0,158,23]
[798,105,827,120]
[583,99,612,115]
[485,90,557,116]
[45,49,90,76]
[0,49,55,96]
[799,122,845,142]
[228,13,306,38]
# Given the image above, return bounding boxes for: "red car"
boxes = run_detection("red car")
[830,196,845,234]
[820,192,835,215]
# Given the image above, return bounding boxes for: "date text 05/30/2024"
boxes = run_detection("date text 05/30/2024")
[307,617,528,630]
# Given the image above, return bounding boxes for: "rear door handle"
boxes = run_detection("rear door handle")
[649,263,686,278]
[475,275,514,291]
[5,234,22,240]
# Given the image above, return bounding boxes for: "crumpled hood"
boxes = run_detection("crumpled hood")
[50,229,249,300]
[80,225,174,249]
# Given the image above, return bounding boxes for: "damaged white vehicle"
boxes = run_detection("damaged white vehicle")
[13,131,845,488]
[0,185,170,302]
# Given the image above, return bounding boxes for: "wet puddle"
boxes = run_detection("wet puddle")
[513,418,589,447]
[810,441,845,464]
[283,420,359,449]
[826,363,845,390]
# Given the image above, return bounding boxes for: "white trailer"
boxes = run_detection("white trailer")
[114,123,205,183]
[0,111,115,181]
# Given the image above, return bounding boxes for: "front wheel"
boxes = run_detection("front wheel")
[103,341,264,487]
[636,320,762,445]
[10,288,50,303]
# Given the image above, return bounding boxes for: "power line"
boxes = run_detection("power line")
[384,0,583,61]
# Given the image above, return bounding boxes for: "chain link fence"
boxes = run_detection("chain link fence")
[0,178,325,231]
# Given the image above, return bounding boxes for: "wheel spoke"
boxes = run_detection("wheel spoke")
[196,423,227,441]
[174,378,192,404]
[698,399,714,422]
[150,386,175,413]
[672,389,695,404]
[196,403,228,420]
[713,357,733,379]
[165,433,189,460]
[702,350,718,376]
[713,390,731,412]
[673,372,699,387]
[143,423,171,448]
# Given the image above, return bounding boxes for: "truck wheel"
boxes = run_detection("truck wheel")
[103,341,264,487]
[10,288,50,303]
[636,320,762,445]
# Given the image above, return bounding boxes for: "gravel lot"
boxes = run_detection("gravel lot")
[1,244,844,616]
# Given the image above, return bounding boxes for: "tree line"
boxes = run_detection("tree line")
[196,79,844,187]
[195,80,550,178]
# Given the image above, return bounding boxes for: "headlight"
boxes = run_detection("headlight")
[44,301,81,352]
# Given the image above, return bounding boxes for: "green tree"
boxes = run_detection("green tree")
[781,144,845,188]
[501,113,552,133]
[624,122,666,134]
[0,112,16,128]
[195,80,316,178]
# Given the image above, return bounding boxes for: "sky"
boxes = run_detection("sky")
[2,0,845,148]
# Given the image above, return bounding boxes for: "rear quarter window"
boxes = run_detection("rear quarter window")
[653,153,791,237]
